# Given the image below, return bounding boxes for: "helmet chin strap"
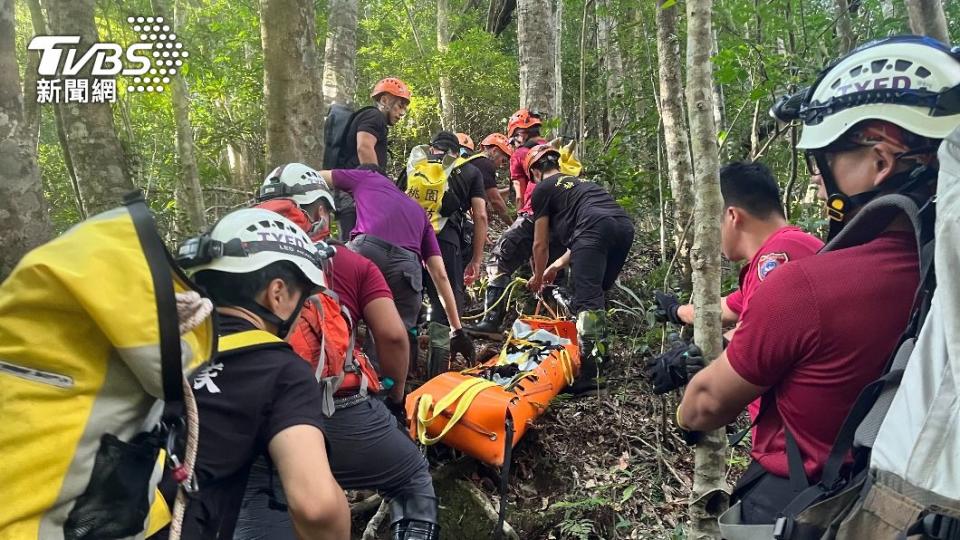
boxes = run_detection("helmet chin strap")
[240,293,305,338]
[815,151,937,240]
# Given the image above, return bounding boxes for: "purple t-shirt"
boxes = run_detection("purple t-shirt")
[332,169,441,260]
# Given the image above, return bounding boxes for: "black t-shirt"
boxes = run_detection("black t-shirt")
[341,107,389,169]
[439,161,486,223]
[470,155,499,190]
[173,315,326,539]
[531,173,629,245]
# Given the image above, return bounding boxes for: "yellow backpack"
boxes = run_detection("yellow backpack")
[0,193,215,539]
[405,145,484,232]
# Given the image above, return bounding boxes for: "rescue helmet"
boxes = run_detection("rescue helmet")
[258,163,336,211]
[480,132,514,156]
[782,36,960,150]
[524,144,561,178]
[371,77,412,101]
[772,36,959,238]
[176,208,327,289]
[456,132,475,152]
[507,108,543,137]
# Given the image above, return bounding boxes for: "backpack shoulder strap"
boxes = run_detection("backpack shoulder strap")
[218,329,286,355]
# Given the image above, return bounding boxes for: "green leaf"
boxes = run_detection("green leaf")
[620,485,637,503]
[659,0,678,9]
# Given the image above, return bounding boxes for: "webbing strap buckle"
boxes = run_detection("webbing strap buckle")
[923,513,960,540]
[773,516,794,540]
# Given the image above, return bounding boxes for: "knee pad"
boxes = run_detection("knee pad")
[576,310,608,340]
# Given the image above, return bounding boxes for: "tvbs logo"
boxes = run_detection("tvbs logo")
[28,16,189,104]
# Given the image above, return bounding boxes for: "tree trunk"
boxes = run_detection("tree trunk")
[655,2,694,288]
[46,0,134,216]
[554,0,563,126]
[153,0,206,232]
[260,0,324,170]
[835,0,856,53]
[904,0,950,44]
[518,0,560,119]
[321,0,359,112]
[596,0,624,137]
[685,0,728,534]
[0,0,53,278]
[438,0,457,130]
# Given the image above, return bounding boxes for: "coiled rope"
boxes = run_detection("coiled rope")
[169,291,212,540]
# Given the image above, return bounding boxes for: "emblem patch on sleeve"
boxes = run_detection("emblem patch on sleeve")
[757,252,789,281]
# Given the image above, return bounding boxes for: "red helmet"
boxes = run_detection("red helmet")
[456,133,475,151]
[507,109,542,137]
[524,144,561,179]
[371,77,412,101]
[480,132,513,156]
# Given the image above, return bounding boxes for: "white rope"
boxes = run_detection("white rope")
[168,291,210,540]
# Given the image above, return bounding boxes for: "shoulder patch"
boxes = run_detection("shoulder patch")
[757,252,789,281]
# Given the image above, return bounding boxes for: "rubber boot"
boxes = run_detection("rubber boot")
[568,310,608,396]
[465,275,509,339]
[389,495,441,540]
[425,322,451,379]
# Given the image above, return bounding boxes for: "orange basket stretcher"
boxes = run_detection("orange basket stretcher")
[404,317,580,466]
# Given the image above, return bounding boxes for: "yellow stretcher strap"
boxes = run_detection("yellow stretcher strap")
[416,378,499,446]
[558,348,575,386]
[218,329,283,352]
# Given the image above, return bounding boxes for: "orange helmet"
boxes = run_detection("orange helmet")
[480,132,513,156]
[524,144,561,178]
[371,77,412,101]
[507,108,542,137]
[456,133,475,151]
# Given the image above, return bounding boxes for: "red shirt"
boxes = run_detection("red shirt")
[726,231,918,480]
[726,226,823,422]
[509,139,546,214]
[327,246,393,321]
[726,226,824,316]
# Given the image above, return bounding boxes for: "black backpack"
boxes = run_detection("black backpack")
[322,104,375,169]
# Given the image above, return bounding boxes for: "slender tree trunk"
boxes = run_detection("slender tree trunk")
[577,0,591,143]
[321,0,359,111]
[0,0,53,278]
[835,0,856,52]
[881,0,895,18]
[655,2,694,288]
[596,0,624,138]
[438,0,457,130]
[47,0,134,216]
[260,0,324,170]
[152,0,206,232]
[554,0,563,127]
[686,0,728,534]
[904,0,950,43]
[518,0,560,118]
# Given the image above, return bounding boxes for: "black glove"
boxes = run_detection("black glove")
[450,328,476,364]
[644,342,705,394]
[654,290,684,325]
[385,397,407,429]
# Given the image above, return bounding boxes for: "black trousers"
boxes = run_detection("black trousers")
[569,216,635,313]
[733,461,802,525]
[234,399,435,539]
[489,214,567,280]
[423,225,465,326]
[334,190,357,242]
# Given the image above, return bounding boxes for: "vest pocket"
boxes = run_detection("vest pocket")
[0,359,74,388]
[64,432,161,540]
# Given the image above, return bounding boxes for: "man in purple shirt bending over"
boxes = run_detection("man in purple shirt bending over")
[320,166,476,368]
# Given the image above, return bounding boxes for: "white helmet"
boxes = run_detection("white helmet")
[794,36,960,149]
[259,163,336,210]
[177,208,326,288]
